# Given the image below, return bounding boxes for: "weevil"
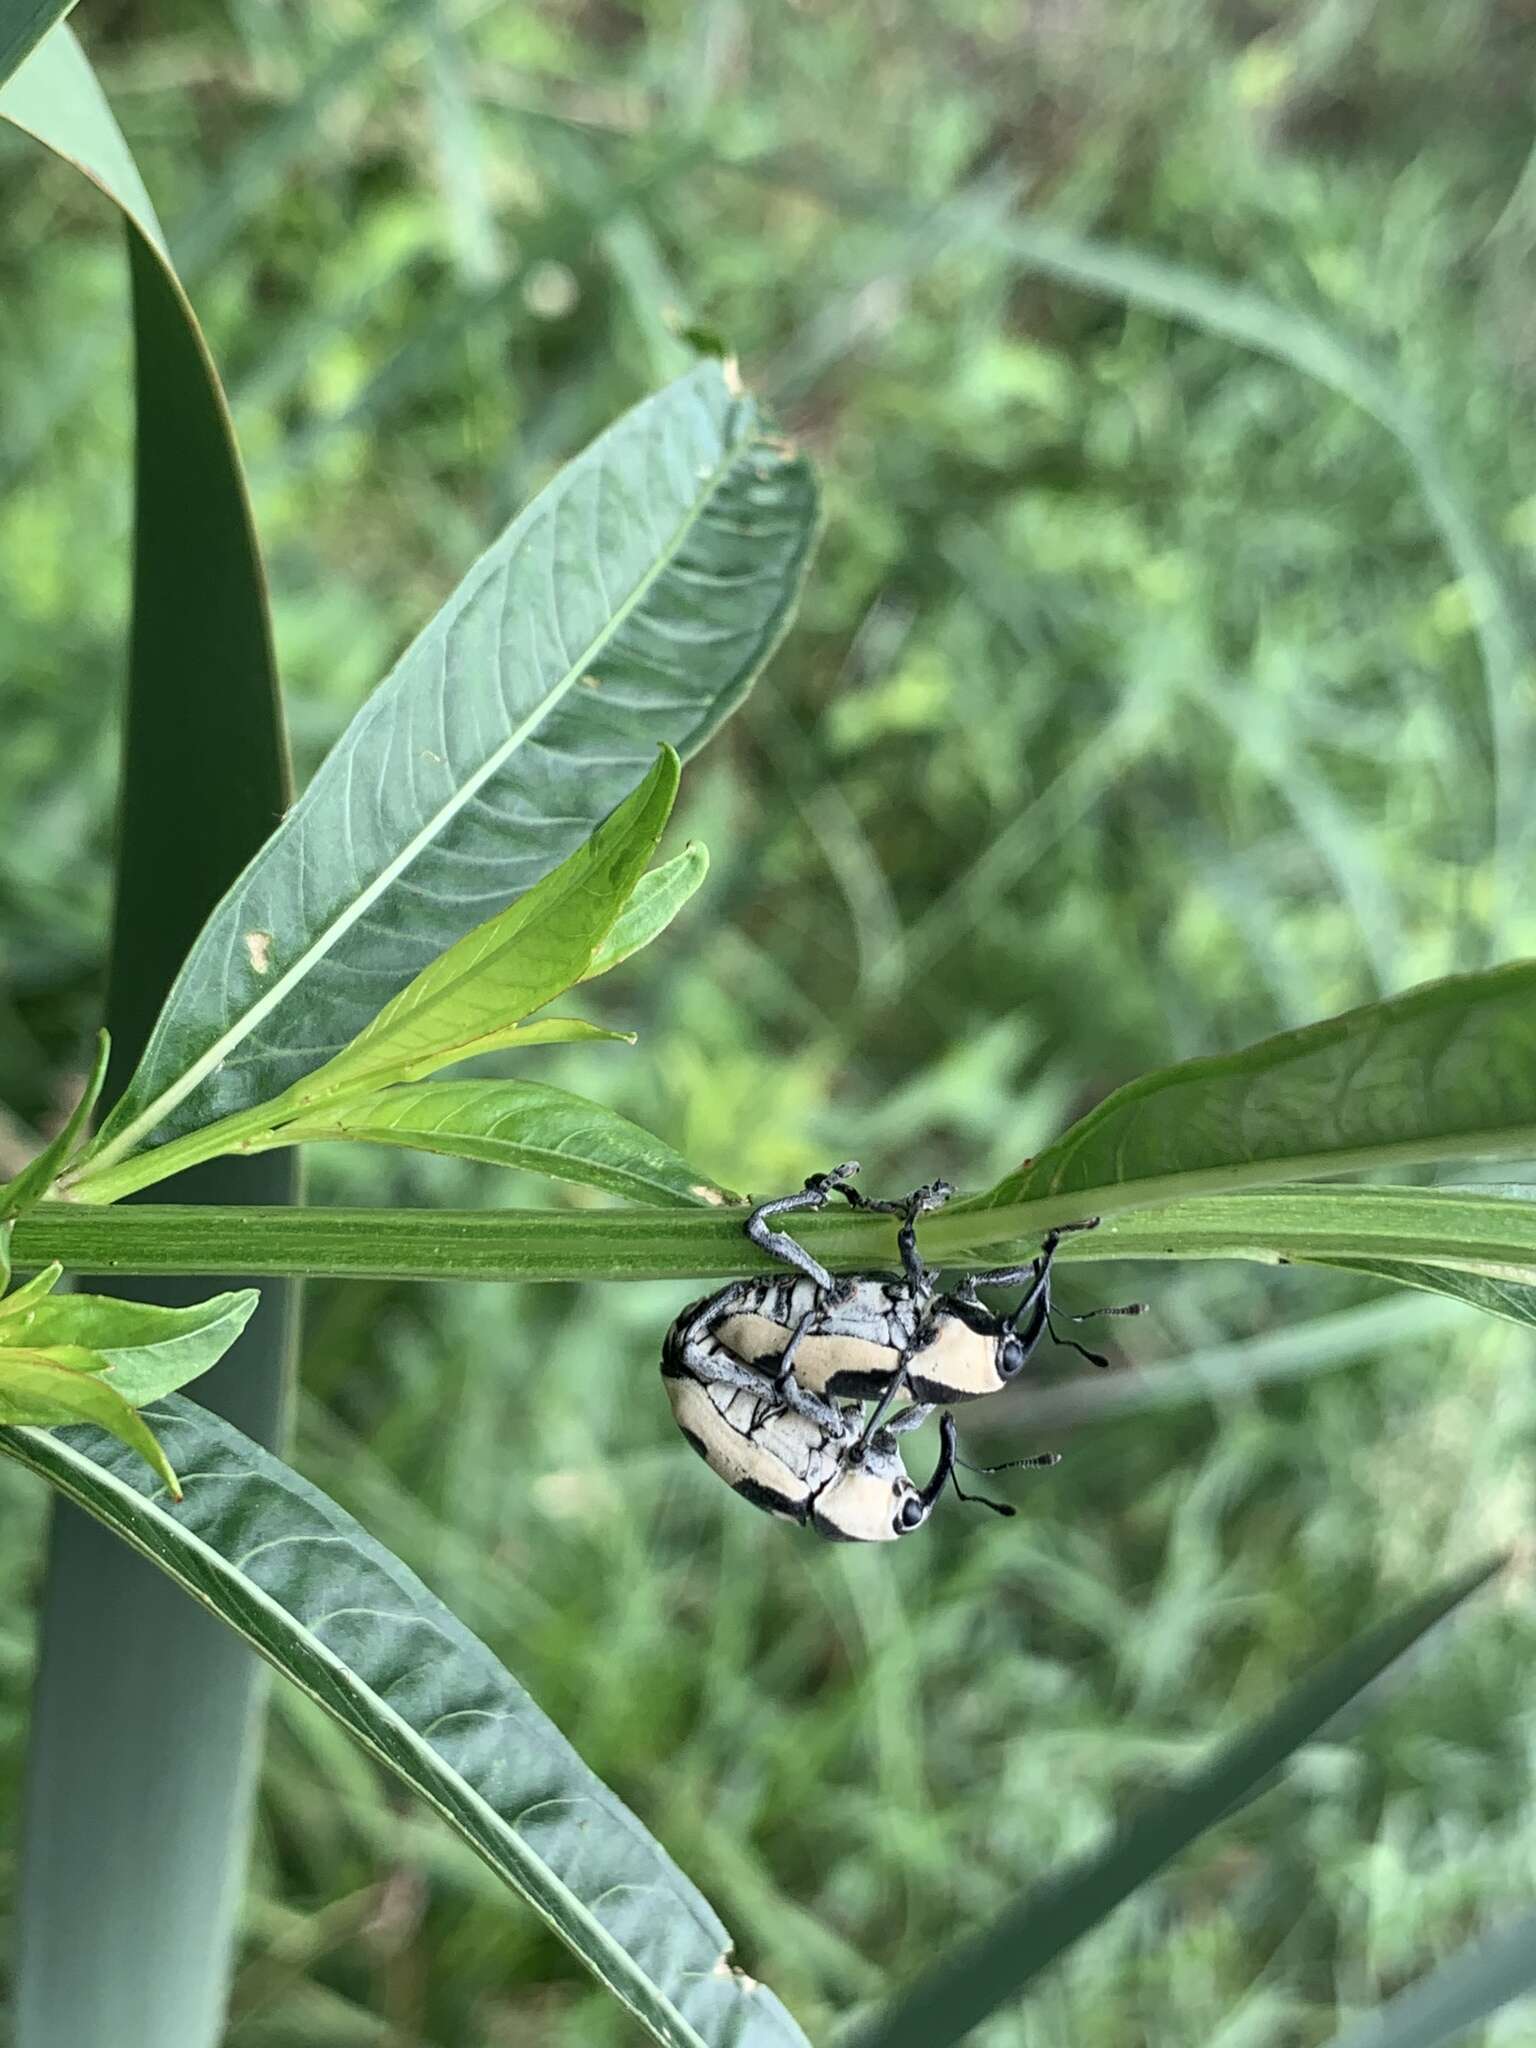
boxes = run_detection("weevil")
[726,1164,1143,1444]
[660,1163,1126,1536]
[662,1284,946,1540]
[663,1286,1049,1539]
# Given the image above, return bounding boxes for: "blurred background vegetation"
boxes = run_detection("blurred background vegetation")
[5,1,1536,2042]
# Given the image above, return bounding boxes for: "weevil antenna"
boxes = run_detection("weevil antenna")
[948,1470,1017,1517]
[956,1450,1061,1475]
[1045,1309,1110,1369]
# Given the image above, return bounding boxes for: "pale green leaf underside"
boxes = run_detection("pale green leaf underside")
[0,1289,259,1403]
[92,362,817,1163]
[971,960,1536,1216]
[0,24,165,250]
[0,1401,809,2048]
[276,1078,729,1206]
[273,749,678,1111]
[583,842,709,981]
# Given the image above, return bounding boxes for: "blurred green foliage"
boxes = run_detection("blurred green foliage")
[5,1,1536,2042]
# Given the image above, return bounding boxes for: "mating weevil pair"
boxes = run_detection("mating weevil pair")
[662,1162,1144,1542]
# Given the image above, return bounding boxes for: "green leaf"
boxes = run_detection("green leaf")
[851,1555,1503,2048]
[270,746,679,1108]
[1304,1259,1536,1329]
[0,1288,259,1404]
[84,362,819,1174]
[1320,1911,1536,2048]
[274,1079,731,1206]
[0,1399,812,2048]
[0,0,78,91]
[0,1353,181,1496]
[582,841,710,980]
[0,1030,109,1220]
[0,1261,65,1318]
[968,961,1536,1217]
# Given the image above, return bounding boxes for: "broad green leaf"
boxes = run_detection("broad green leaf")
[583,841,710,981]
[852,1556,1503,2048]
[83,361,819,1175]
[0,1399,812,2048]
[968,961,1536,1217]
[0,1031,108,1220]
[0,1353,180,1495]
[1320,1910,1536,2048]
[4,28,299,2048]
[270,747,679,1109]
[0,1288,259,1404]
[274,1079,731,1206]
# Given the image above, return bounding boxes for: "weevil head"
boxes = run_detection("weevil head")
[904,1299,1011,1402]
[810,1422,955,1542]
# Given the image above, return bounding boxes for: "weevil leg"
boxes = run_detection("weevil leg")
[679,1280,752,1351]
[770,1307,819,1405]
[962,1216,1101,1293]
[839,1178,954,1295]
[853,1316,933,1451]
[884,1401,936,1437]
[686,1330,848,1435]
[745,1162,861,1295]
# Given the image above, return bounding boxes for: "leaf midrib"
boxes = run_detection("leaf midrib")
[0,1421,721,2048]
[92,419,754,1174]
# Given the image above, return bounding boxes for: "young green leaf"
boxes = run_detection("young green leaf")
[0,1261,64,1319]
[850,1554,1503,2048]
[968,960,1536,1218]
[0,1031,109,1220]
[0,1398,811,2048]
[268,746,679,1110]
[0,1287,259,1405]
[82,362,819,1175]
[0,1352,181,1496]
[274,1078,731,1206]
[582,841,709,981]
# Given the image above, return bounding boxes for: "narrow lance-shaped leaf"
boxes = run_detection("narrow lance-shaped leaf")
[969,960,1536,1217]
[582,841,709,981]
[269,745,679,1107]
[1319,1910,1536,2048]
[0,1400,813,2048]
[273,1079,731,1206]
[0,1353,181,1495]
[852,1555,1504,2048]
[0,1031,109,1219]
[83,361,819,1173]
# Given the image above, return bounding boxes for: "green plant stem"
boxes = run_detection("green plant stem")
[13,1185,1536,1285]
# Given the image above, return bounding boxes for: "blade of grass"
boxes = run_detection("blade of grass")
[1318,1911,1536,2048]
[849,1556,1503,2048]
[2,26,299,2048]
